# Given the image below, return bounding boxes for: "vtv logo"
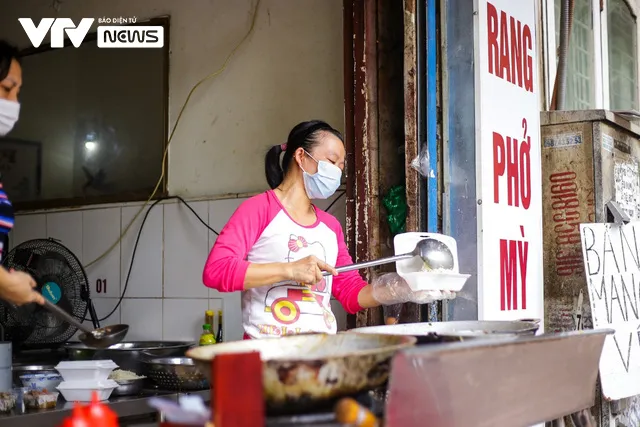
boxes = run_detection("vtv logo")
[18,18,94,48]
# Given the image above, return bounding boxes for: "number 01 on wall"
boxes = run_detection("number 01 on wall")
[95,278,107,294]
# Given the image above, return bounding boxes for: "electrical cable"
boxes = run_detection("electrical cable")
[33,0,345,325]
[86,196,219,322]
[83,0,261,270]
[89,190,345,323]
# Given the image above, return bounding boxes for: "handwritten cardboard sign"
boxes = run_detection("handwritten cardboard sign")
[580,222,640,400]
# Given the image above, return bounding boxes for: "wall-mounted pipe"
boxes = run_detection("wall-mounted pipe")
[553,0,575,110]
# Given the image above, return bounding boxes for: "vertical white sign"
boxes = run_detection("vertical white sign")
[475,0,544,323]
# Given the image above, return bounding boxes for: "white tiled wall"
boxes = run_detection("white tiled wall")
[9,192,348,343]
[163,202,209,299]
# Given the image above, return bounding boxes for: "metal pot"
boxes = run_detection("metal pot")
[112,377,145,397]
[350,320,540,344]
[64,341,194,375]
[186,332,416,412]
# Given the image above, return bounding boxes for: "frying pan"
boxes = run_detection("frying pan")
[350,320,540,344]
[41,299,129,348]
[185,332,416,413]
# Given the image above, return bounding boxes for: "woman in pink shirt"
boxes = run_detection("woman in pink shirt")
[203,120,420,339]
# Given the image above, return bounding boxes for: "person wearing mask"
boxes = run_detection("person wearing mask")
[0,40,44,306]
[203,120,453,339]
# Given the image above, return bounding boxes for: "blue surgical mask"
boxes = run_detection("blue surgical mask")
[301,151,342,200]
[0,99,20,137]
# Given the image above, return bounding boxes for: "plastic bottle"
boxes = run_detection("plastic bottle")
[59,403,91,427]
[199,324,216,346]
[84,391,118,427]
[205,310,214,326]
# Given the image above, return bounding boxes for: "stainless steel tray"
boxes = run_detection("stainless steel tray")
[386,329,613,427]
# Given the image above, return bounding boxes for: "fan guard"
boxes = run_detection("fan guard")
[0,238,92,347]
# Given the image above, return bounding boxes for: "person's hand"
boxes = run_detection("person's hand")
[372,273,456,305]
[285,256,338,285]
[0,269,44,306]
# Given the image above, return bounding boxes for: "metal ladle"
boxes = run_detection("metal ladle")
[323,238,454,276]
[41,299,129,348]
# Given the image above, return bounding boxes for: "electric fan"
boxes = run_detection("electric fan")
[0,238,100,348]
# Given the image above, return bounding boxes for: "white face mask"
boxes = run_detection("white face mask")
[300,151,342,200]
[0,99,20,137]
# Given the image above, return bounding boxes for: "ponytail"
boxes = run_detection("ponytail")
[264,144,285,189]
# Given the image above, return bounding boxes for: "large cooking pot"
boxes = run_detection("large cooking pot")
[64,341,194,375]
[186,332,415,412]
[350,320,540,344]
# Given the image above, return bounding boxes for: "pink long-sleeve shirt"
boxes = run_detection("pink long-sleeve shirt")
[203,190,367,339]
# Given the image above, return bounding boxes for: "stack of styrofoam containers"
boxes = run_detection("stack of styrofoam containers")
[54,360,119,402]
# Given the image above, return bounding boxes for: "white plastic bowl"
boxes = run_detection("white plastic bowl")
[20,373,63,391]
[398,270,471,292]
[393,232,469,292]
[55,360,118,382]
[57,379,118,402]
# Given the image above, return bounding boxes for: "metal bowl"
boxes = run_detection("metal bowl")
[111,377,145,397]
[350,320,540,344]
[64,341,194,375]
[143,357,208,391]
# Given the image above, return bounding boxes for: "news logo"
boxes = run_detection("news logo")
[18,18,94,48]
[97,26,164,48]
[18,18,164,49]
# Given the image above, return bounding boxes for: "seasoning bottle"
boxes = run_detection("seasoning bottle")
[199,324,216,346]
[215,310,223,343]
[205,310,214,326]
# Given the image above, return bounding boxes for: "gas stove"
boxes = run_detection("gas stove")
[264,390,385,427]
[142,388,384,427]
[154,388,385,427]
